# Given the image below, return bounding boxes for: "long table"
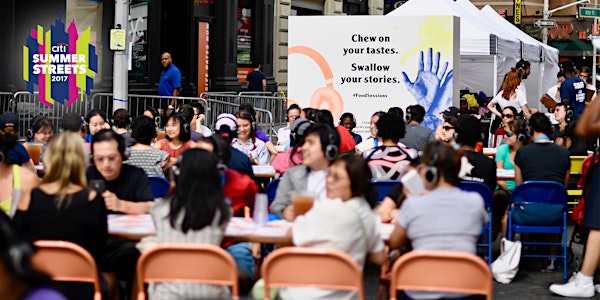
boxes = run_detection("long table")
[108,214,395,243]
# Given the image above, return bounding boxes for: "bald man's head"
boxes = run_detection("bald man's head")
[161,52,172,68]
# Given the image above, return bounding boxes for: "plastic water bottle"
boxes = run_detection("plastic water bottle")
[253,194,268,226]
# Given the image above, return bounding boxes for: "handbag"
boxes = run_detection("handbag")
[491,238,522,284]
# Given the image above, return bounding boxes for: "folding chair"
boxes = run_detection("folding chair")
[390,251,493,300]
[261,247,365,300]
[370,180,398,203]
[148,175,170,198]
[135,243,239,300]
[507,180,569,280]
[459,181,494,264]
[31,240,102,300]
[265,178,281,202]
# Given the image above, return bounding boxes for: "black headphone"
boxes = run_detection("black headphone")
[215,114,239,139]
[405,106,413,122]
[325,132,339,161]
[291,119,312,142]
[424,143,445,185]
[27,115,48,140]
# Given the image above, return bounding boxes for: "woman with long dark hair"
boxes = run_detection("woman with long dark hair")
[152,113,192,165]
[232,110,269,165]
[149,149,231,299]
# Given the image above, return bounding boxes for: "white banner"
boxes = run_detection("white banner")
[288,15,460,136]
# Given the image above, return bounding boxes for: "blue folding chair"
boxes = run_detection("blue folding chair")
[459,181,494,265]
[148,175,170,199]
[507,181,569,280]
[265,178,281,203]
[370,180,399,204]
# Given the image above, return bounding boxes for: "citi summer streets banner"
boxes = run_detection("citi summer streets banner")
[23,18,98,107]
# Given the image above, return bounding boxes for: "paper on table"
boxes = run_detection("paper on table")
[252,165,276,175]
[496,169,515,178]
[225,217,291,237]
[108,214,156,235]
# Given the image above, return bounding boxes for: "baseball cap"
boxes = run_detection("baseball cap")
[441,106,460,118]
[0,112,19,131]
[214,113,238,138]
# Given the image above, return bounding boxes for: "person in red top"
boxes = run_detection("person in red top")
[313,109,356,152]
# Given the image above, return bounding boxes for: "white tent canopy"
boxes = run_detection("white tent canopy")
[388,0,522,99]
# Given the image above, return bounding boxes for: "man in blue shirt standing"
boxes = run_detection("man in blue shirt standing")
[158,52,182,115]
[560,61,586,117]
[246,64,266,92]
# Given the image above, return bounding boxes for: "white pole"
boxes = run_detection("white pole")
[113,0,129,111]
[543,0,549,44]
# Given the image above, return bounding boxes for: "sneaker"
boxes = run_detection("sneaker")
[542,258,560,273]
[549,273,595,298]
[595,284,600,294]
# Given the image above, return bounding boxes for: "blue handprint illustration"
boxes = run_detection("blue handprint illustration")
[400,48,453,130]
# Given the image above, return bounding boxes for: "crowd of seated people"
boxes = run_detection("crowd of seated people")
[0,91,597,300]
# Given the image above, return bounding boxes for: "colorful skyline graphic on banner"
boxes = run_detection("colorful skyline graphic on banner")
[23,18,98,107]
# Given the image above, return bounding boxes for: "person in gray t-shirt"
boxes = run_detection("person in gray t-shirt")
[400,104,435,151]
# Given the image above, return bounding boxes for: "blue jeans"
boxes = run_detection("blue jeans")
[226,242,255,282]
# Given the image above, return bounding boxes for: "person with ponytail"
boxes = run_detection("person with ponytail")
[280,154,386,299]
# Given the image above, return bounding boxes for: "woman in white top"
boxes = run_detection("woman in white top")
[232,110,270,165]
[149,149,231,300]
[281,154,386,300]
[488,68,535,120]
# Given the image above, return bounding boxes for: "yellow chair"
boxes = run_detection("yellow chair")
[390,251,493,300]
[31,240,102,300]
[568,156,588,212]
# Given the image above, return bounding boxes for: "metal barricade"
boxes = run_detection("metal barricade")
[89,93,208,126]
[0,92,14,114]
[13,91,89,138]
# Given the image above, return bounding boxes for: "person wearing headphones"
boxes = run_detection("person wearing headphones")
[146,149,232,299]
[214,113,254,178]
[126,116,170,177]
[152,113,193,165]
[339,112,362,145]
[0,127,39,217]
[270,123,340,221]
[400,104,435,152]
[0,211,67,300]
[455,116,497,192]
[13,132,119,299]
[389,141,488,300]
[112,109,135,147]
[87,129,153,293]
[233,110,270,165]
[495,118,529,237]
[362,113,416,180]
[271,117,312,174]
[23,115,53,147]
[84,109,111,143]
[552,103,588,155]
[277,104,302,150]
[281,154,386,299]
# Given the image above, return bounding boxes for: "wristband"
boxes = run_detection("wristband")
[168,105,174,109]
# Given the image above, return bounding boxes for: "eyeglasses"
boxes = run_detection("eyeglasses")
[442,126,455,131]
[327,172,349,182]
[502,114,514,119]
[504,131,514,137]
